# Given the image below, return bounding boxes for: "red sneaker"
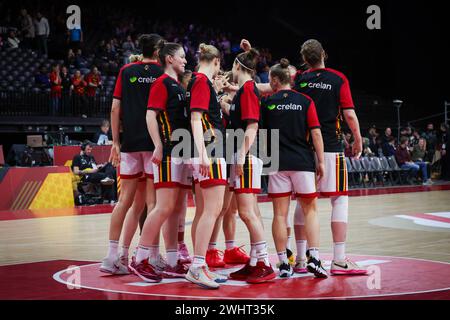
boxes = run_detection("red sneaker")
[246,261,276,284]
[206,249,225,268]
[229,262,254,281]
[129,257,162,283]
[223,246,250,264]
[163,260,189,278]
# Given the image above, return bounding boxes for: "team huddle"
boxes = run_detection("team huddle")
[99,34,367,289]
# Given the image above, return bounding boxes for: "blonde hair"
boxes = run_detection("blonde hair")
[129,54,143,62]
[198,43,220,62]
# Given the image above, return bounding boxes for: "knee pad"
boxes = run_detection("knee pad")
[331,196,348,223]
[294,202,305,226]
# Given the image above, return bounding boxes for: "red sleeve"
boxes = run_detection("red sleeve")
[339,75,354,110]
[113,68,123,100]
[190,78,210,112]
[306,100,321,129]
[147,79,168,111]
[240,83,260,122]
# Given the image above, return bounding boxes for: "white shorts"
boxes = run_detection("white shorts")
[317,152,348,196]
[152,157,192,189]
[192,157,227,188]
[229,154,262,194]
[119,152,153,179]
[268,171,317,198]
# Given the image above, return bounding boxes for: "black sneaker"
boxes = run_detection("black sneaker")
[278,262,294,278]
[306,249,310,259]
[307,257,328,278]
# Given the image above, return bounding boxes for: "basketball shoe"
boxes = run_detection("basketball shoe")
[129,257,162,282]
[206,248,225,268]
[100,257,129,275]
[330,258,367,275]
[223,246,250,264]
[185,265,220,289]
[246,261,276,284]
[278,262,294,278]
[307,257,328,278]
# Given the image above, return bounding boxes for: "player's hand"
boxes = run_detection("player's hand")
[352,139,363,159]
[240,39,252,52]
[316,162,325,181]
[235,164,244,177]
[152,144,163,165]
[109,143,121,167]
[200,155,211,177]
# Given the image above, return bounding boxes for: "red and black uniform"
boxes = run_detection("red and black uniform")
[86,72,102,97]
[294,68,354,153]
[72,75,86,96]
[113,61,163,153]
[49,71,62,97]
[187,72,227,187]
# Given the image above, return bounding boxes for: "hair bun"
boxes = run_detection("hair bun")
[279,58,290,68]
[247,48,260,60]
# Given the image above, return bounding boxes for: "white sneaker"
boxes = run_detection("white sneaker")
[330,258,367,275]
[99,257,130,275]
[185,265,220,289]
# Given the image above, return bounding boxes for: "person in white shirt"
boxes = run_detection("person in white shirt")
[34,12,49,56]
[7,30,20,49]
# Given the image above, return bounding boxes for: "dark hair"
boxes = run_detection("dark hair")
[400,136,409,145]
[300,39,325,67]
[101,119,110,127]
[270,58,291,85]
[158,42,182,67]
[235,48,260,73]
[81,142,92,151]
[138,34,164,58]
[198,43,220,62]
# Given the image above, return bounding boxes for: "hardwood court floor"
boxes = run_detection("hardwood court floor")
[1,189,449,267]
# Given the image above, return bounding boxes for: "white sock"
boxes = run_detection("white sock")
[107,240,119,261]
[120,246,129,259]
[135,245,150,264]
[255,241,270,267]
[277,251,289,264]
[225,240,235,250]
[309,247,320,260]
[148,245,160,265]
[250,244,257,266]
[333,242,346,261]
[208,242,217,250]
[166,249,178,267]
[286,236,293,251]
[296,240,307,261]
[192,255,206,268]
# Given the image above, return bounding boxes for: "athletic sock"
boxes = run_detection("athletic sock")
[225,240,235,250]
[286,236,293,251]
[296,240,307,261]
[208,242,217,250]
[255,241,270,267]
[277,251,289,265]
[135,245,150,264]
[249,243,257,266]
[192,255,206,268]
[309,247,320,260]
[333,242,346,261]
[166,249,178,267]
[148,245,160,265]
[120,245,129,259]
[107,240,119,261]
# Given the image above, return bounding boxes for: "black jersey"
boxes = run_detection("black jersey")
[229,80,261,154]
[147,73,189,155]
[113,61,163,152]
[294,68,354,153]
[262,89,320,172]
[187,72,225,158]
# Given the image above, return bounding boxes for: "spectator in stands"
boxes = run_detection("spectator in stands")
[257,63,270,83]
[367,126,379,153]
[179,70,193,90]
[395,136,427,184]
[34,12,50,56]
[343,132,353,157]
[121,35,135,64]
[72,142,117,203]
[93,119,112,145]
[85,66,102,115]
[440,123,449,180]
[382,127,393,143]
[71,70,88,118]
[35,66,50,89]
[49,64,62,116]
[422,123,437,162]
[68,23,83,50]
[7,30,20,49]
[20,9,35,49]
[382,136,396,157]
[362,137,374,157]
[411,138,432,184]
[410,129,421,147]
[60,66,71,115]
[66,49,76,68]
[75,49,88,69]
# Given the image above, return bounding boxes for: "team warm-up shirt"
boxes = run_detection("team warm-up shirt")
[294,68,354,153]
[187,72,225,158]
[228,80,261,154]
[113,61,163,152]
[261,89,320,172]
[147,73,189,156]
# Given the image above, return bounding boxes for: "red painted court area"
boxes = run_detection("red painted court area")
[1,254,449,300]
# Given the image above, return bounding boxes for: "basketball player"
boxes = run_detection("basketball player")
[130,42,191,282]
[221,48,276,284]
[185,44,229,289]
[262,59,327,278]
[100,34,164,274]
[293,39,367,275]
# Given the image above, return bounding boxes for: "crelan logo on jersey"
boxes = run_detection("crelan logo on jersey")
[268,103,303,111]
[300,82,332,91]
[130,77,138,83]
[130,76,157,84]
